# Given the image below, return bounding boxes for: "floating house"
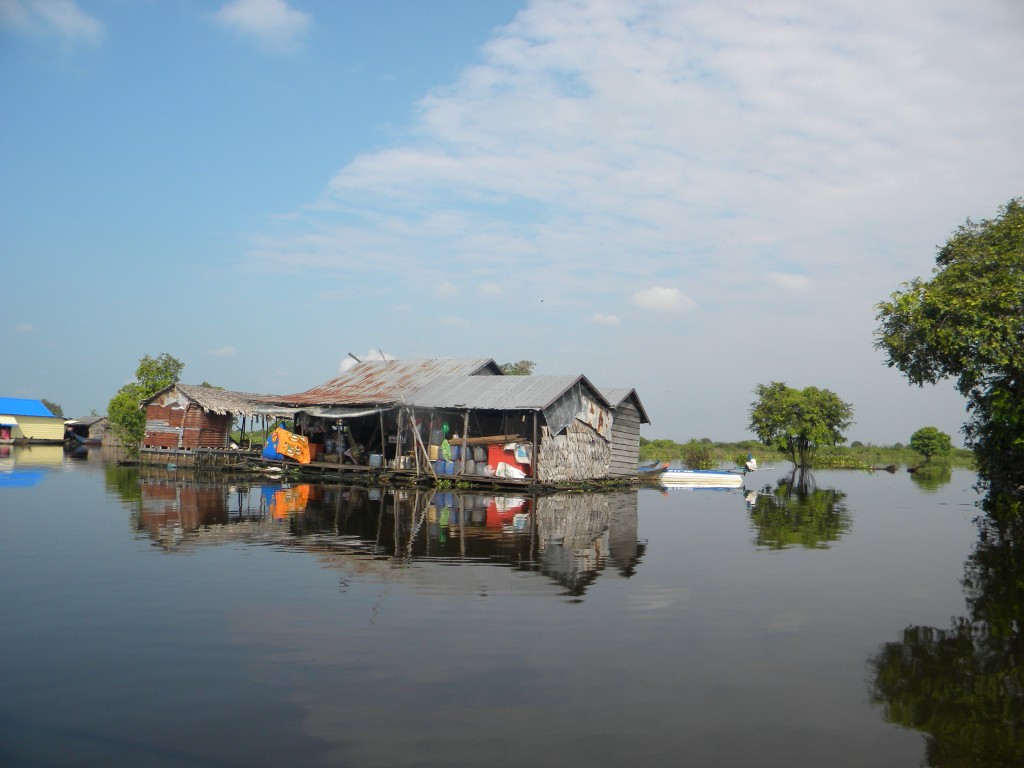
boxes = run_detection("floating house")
[136,358,649,485]
[0,397,65,444]
[265,358,648,484]
[64,415,109,445]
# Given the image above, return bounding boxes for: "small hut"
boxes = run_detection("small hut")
[141,384,293,460]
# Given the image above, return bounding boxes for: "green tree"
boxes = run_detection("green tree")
[41,398,63,417]
[875,198,1024,489]
[910,426,952,463]
[500,360,536,376]
[748,382,854,467]
[107,353,184,456]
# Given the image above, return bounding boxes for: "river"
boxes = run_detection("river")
[0,444,1016,767]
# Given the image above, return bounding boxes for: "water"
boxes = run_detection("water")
[0,446,1010,767]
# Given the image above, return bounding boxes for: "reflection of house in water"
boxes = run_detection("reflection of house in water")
[129,476,645,595]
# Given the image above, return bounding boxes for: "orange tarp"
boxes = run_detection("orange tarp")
[273,427,311,464]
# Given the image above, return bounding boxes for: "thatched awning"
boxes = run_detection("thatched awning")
[145,384,296,419]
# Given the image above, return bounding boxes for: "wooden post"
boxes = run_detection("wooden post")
[459,410,470,475]
[532,411,540,482]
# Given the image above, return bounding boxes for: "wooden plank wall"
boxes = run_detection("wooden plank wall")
[608,402,641,478]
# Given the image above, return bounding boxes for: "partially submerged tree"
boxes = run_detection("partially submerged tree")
[748,382,854,468]
[909,426,952,463]
[107,353,184,456]
[875,198,1024,488]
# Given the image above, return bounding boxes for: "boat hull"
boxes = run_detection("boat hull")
[659,469,744,488]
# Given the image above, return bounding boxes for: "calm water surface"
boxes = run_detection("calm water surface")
[0,446,1006,766]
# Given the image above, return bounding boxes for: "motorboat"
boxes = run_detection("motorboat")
[659,468,744,488]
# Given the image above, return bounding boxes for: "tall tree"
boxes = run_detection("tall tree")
[875,198,1024,488]
[748,382,854,468]
[107,353,184,456]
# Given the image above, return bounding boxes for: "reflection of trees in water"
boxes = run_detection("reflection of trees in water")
[747,469,851,549]
[909,463,953,492]
[869,494,1024,767]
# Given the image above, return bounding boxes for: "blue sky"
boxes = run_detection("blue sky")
[2,0,1022,445]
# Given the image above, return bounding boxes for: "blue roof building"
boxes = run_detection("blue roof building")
[0,397,65,443]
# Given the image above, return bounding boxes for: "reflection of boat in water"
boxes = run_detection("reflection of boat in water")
[659,468,744,488]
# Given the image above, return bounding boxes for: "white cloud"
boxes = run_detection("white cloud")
[767,273,811,291]
[206,346,237,358]
[213,0,310,54]
[435,281,458,298]
[590,312,620,326]
[241,0,1024,443]
[479,282,501,295]
[631,287,695,313]
[14,322,35,333]
[1,0,104,45]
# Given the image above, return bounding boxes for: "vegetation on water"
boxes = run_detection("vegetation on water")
[876,197,1024,490]
[639,436,973,472]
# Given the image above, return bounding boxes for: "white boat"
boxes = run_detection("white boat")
[659,468,745,488]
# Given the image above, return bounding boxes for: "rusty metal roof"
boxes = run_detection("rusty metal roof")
[268,358,501,407]
[408,374,611,412]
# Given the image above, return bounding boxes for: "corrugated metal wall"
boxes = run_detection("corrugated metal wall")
[144,404,231,449]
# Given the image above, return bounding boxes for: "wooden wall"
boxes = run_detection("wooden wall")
[4,415,65,443]
[607,401,642,478]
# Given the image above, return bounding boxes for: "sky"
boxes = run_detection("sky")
[2,0,1022,446]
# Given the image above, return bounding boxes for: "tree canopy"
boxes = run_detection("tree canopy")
[107,353,184,456]
[909,426,952,463]
[748,382,854,468]
[41,398,63,417]
[875,198,1024,487]
[500,360,536,376]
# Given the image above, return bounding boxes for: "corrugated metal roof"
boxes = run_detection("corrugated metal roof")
[599,387,651,425]
[408,374,610,411]
[270,358,501,407]
[0,397,58,418]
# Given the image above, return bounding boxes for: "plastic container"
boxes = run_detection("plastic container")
[451,445,461,460]
[369,453,383,468]
[464,459,476,475]
[428,444,439,461]
[445,460,455,475]
[473,446,486,462]
[435,459,446,475]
